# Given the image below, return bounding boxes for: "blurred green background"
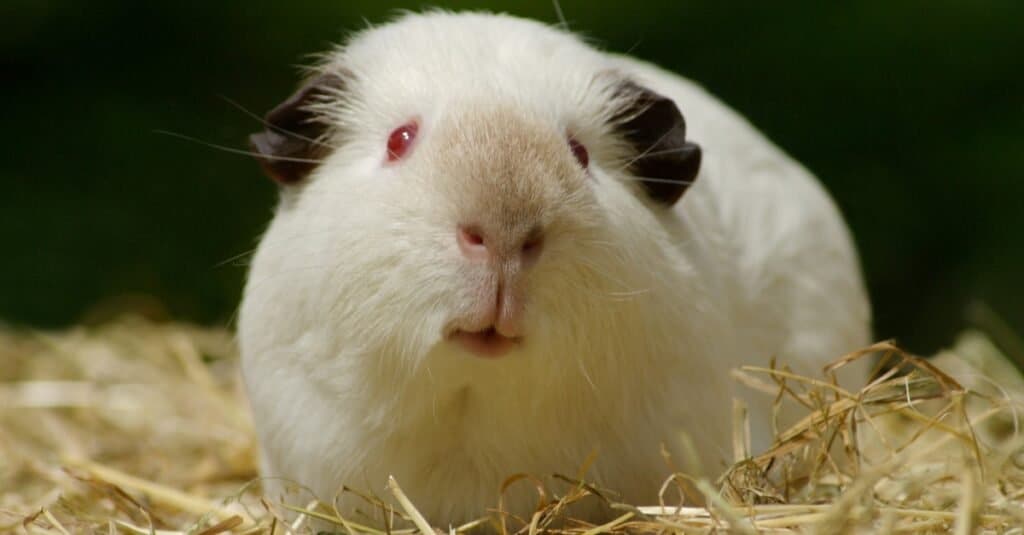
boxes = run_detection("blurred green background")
[2,1,1021,354]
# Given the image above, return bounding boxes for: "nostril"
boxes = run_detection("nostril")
[521,230,544,265]
[457,224,488,259]
[462,228,484,246]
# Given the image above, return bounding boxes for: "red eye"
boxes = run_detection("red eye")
[568,137,589,169]
[386,121,418,162]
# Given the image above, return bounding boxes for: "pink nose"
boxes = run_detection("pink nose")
[456,224,543,266]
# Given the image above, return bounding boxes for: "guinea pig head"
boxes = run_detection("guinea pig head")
[245,62,701,386]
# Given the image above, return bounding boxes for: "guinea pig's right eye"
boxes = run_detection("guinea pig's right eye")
[386,121,419,162]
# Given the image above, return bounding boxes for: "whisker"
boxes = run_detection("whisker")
[574,257,649,298]
[154,130,327,164]
[623,176,696,186]
[613,115,684,172]
[551,0,568,29]
[559,275,627,303]
[623,145,699,160]
[218,95,338,149]
[606,288,651,298]
[214,248,257,268]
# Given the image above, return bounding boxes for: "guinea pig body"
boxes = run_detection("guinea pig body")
[239,11,870,525]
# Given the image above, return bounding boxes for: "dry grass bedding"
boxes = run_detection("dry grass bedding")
[2,316,1024,533]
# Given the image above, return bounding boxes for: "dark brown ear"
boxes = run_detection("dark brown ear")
[249,72,345,184]
[614,81,702,205]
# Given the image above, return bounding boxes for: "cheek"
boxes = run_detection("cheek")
[343,205,467,330]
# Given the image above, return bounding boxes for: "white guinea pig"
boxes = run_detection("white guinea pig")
[239,10,871,526]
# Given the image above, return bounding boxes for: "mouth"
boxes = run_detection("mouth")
[449,327,519,358]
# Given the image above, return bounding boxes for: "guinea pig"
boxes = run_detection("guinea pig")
[238,10,871,526]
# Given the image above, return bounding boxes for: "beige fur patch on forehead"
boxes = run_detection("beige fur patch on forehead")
[427,104,585,228]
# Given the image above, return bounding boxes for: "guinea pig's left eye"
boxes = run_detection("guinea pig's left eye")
[386,121,419,162]
[568,137,589,169]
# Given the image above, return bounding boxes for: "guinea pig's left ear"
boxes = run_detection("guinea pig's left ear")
[249,72,346,184]
[613,81,702,206]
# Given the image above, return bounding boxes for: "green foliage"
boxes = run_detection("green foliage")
[2,1,1022,353]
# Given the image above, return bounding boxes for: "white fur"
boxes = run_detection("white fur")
[238,11,871,526]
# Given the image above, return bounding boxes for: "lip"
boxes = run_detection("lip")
[450,327,519,358]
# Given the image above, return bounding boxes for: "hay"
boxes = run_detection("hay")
[2,317,1023,533]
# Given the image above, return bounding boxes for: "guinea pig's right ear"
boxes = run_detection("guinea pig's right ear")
[249,72,345,184]
[612,81,702,206]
